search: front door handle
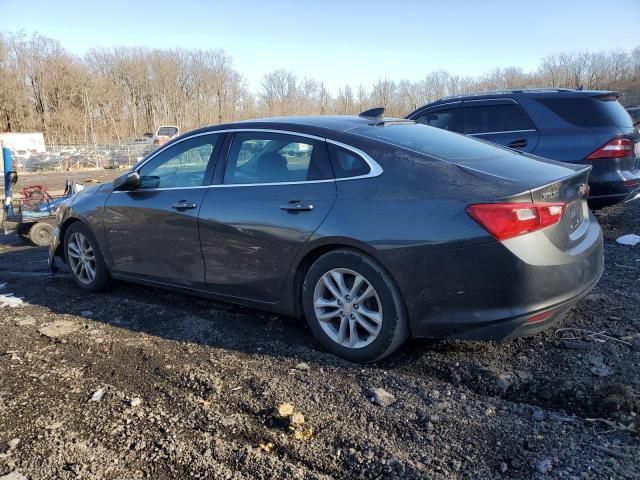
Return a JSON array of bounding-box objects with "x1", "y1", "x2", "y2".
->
[
  {"x1": 508, "y1": 139, "x2": 528, "y2": 149},
  {"x1": 280, "y1": 200, "x2": 314, "y2": 212},
  {"x1": 172, "y1": 200, "x2": 198, "y2": 211}
]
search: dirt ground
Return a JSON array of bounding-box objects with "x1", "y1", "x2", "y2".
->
[{"x1": 0, "y1": 197, "x2": 638, "y2": 479}]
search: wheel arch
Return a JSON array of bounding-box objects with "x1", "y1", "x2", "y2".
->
[
  {"x1": 56, "y1": 215, "x2": 102, "y2": 262},
  {"x1": 290, "y1": 238, "x2": 406, "y2": 321}
]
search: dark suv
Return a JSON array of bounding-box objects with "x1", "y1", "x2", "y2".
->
[
  {"x1": 626, "y1": 105, "x2": 640, "y2": 127},
  {"x1": 407, "y1": 89, "x2": 640, "y2": 208}
]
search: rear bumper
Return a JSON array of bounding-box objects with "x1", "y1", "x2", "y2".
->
[
  {"x1": 587, "y1": 165, "x2": 640, "y2": 207},
  {"x1": 453, "y1": 268, "x2": 601, "y2": 341},
  {"x1": 394, "y1": 218, "x2": 604, "y2": 341}
]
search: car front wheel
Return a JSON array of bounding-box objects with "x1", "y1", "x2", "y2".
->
[
  {"x1": 64, "y1": 222, "x2": 111, "y2": 292},
  {"x1": 302, "y1": 249, "x2": 408, "y2": 362}
]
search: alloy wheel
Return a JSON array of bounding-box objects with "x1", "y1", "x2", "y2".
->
[
  {"x1": 67, "y1": 232, "x2": 96, "y2": 284},
  {"x1": 313, "y1": 268, "x2": 383, "y2": 349}
]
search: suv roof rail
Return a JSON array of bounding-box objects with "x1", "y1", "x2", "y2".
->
[{"x1": 436, "y1": 87, "x2": 589, "y2": 102}]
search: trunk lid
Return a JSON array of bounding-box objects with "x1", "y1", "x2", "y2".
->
[{"x1": 529, "y1": 167, "x2": 592, "y2": 250}]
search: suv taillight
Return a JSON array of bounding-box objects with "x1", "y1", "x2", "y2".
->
[
  {"x1": 466, "y1": 203, "x2": 565, "y2": 241},
  {"x1": 586, "y1": 138, "x2": 633, "y2": 160}
]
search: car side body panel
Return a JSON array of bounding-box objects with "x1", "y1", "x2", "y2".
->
[{"x1": 198, "y1": 181, "x2": 337, "y2": 303}]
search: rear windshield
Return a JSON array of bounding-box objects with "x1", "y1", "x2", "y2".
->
[
  {"x1": 157, "y1": 127, "x2": 178, "y2": 136},
  {"x1": 535, "y1": 96, "x2": 632, "y2": 128},
  {"x1": 351, "y1": 123, "x2": 516, "y2": 163}
]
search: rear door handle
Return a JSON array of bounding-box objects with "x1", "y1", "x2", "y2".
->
[
  {"x1": 280, "y1": 200, "x2": 314, "y2": 211},
  {"x1": 508, "y1": 139, "x2": 528, "y2": 149},
  {"x1": 172, "y1": 200, "x2": 198, "y2": 211}
]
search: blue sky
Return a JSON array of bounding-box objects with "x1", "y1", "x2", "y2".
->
[{"x1": 3, "y1": 0, "x2": 639, "y2": 93}]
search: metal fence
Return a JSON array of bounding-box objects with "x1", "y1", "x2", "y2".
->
[{"x1": 11, "y1": 142, "x2": 156, "y2": 172}]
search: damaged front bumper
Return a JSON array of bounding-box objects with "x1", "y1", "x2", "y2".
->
[{"x1": 48, "y1": 227, "x2": 61, "y2": 273}]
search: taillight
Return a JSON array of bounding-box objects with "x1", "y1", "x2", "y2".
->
[
  {"x1": 466, "y1": 203, "x2": 565, "y2": 241},
  {"x1": 586, "y1": 138, "x2": 633, "y2": 160}
]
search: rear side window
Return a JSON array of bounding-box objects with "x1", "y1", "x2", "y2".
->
[
  {"x1": 223, "y1": 132, "x2": 332, "y2": 184},
  {"x1": 329, "y1": 146, "x2": 370, "y2": 178},
  {"x1": 464, "y1": 104, "x2": 534, "y2": 134},
  {"x1": 414, "y1": 108, "x2": 462, "y2": 132},
  {"x1": 535, "y1": 97, "x2": 632, "y2": 128}
]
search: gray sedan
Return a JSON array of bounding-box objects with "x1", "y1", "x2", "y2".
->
[{"x1": 49, "y1": 112, "x2": 604, "y2": 362}]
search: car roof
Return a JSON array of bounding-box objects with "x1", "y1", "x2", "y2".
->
[
  {"x1": 183, "y1": 115, "x2": 415, "y2": 139},
  {"x1": 406, "y1": 88, "x2": 622, "y2": 118},
  {"x1": 216, "y1": 115, "x2": 374, "y2": 132},
  {"x1": 440, "y1": 88, "x2": 616, "y2": 101}
]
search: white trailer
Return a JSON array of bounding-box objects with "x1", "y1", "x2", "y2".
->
[{"x1": 0, "y1": 133, "x2": 46, "y2": 153}]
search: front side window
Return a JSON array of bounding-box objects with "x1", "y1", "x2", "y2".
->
[
  {"x1": 464, "y1": 104, "x2": 534, "y2": 134},
  {"x1": 223, "y1": 132, "x2": 332, "y2": 185},
  {"x1": 138, "y1": 134, "x2": 219, "y2": 189},
  {"x1": 415, "y1": 108, "x2": 462, "y2": 132}
]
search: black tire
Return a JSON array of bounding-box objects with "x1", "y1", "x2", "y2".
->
[
  {"x1": 16, "y1": 223, "x2": 32, "y2": 236},
  {"x1": 63, "y1": 222, "x2": 111, "y2": 292},
  {"x1": 302, "y1": 248, "x2": 409, "y2": 362},
  {"x1": 28, "y1": 222, "x2": 54, "y2": 247}
]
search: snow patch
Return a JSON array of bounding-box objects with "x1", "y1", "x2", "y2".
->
[
  {"x1": 0, "y1": 293, "x2": 25, "y2": 308},
  {"x1": 616, "y1": 234, "x2": 640, "y2": 246}
]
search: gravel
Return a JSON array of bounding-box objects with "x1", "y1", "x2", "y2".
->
[{"x1": 0, "y1": 198, "x2": 638, "y2": 479}]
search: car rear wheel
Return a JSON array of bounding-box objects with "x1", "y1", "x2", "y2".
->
[
  {"x1": 302, "y1": 249, "x2": 408, "y2": 362},
  {"x1": 64, "y1": 222, "x2": 111, "y2": 292}
]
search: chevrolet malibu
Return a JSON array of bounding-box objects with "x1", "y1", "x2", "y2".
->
[{"x1": 49, "y1": 111, "x2": 604, "y2": 362}]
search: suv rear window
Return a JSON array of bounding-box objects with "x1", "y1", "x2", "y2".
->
[{"x1": 535, "y1": 96, "x2": 632, "y2": 128}]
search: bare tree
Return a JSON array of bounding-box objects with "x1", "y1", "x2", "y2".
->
[{"x1": 1, "y1": 31, "x2": 638, "y2": 143}]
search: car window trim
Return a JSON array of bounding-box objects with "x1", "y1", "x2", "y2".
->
[
  {"x1": 119, "y1": 128, "x2": 382, "y2": 192},
  {"x1": 463, "y1": 98, "x2": 518, "y2": 105},
  {"x1": 468, "y1": 128, "x2": 538, "y2": 136}
]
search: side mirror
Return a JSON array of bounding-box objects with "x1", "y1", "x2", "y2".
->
[
  {"x1": 113, "y1": 171, "x2": 141, "y2": 191},
  {"x1": 7, "y1": 171, "x2": 18, "y2": 186}
]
